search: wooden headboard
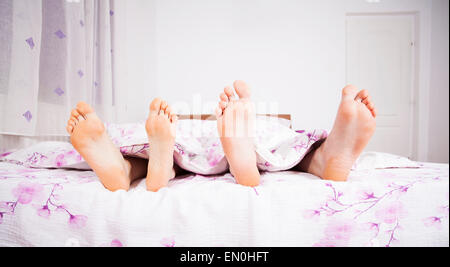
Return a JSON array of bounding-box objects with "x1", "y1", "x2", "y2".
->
[{"x1": 177, "y1": 114, "x2": 292, "y2": 128}]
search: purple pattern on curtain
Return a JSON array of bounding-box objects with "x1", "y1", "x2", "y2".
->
[
  {"x1": 0, "y1": 0, "x2": 12, "y2": 95},
  {"x1": 0, "y1": 0, "x2": 119, "y2": 136}
]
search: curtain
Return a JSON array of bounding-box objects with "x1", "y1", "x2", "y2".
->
[{"x1": 0, "y1": 0, "x2": 121, "y2": 137}]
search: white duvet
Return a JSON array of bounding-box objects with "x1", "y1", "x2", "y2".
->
[{"x1": 0, "y1": 155, "x2": 448, "y2": 247}]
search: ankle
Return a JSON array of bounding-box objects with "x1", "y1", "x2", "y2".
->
[
  {"x1": 123, "y1": 159, "x2": 132, "y2": 180},
  {"x1": 297, "y1": 140, "x2": 326, "y2": 175},
  {"x1": 309, "y1": 145, "x2": 327, "y2": 176}
]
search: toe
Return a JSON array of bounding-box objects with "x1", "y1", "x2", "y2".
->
[
  {"x1": 170, "y1": 114, "x2": 178, "y2": 124},
  {"x1": 220, "y1": 92, "x2": 229, "y2": 102},
  {"x1": 67, "y1": 119, "x2": 76, "y2": 134},
  {"x1": 69, "y1": 109, "x2": 80, "y2": 124},
  {"x1": 71, "y1": 109, "x2": 80, "y2": 119},
  {"x1": 66, "y1": 119, "x2": 75, "y2": 134},
  {"x1": 150, "y1": 98, "x2": 163, "y2": 115},
  {"x1": 356, "y1": 89, "x2": 369, "y2": 102},
  {"x1": 76, "y1": 101, "x2": 94, "y2": 118},
  {"x1": 169, "y1": 109, "x2": 177, "y2": 119},
  {"x1": 224, "y1": 86, "x2": 235, "y2": 100},
  {"x1": 362, "y1": 96, "x2": 372, "y2": 105},
  {"x1": 215, "y1": 106, "x2": 223, "y2": 117},
  {"x1": 359, "y1": 92, "x2": 376, "y2": 117},
  {"x1": 66, "y1": 125, "x2": 73, "y2": 134},
  {"x1": 163, "y1": 108, "x2": 171, "y2": 119},
  {"x1": 161, "y1": 101, "x2": 168, "y2": 112},
  {"x1": 342, "y1": 85, "x2": 359, "y2": 100},
  {"x1": 70, "y1": 117, "x2": 78, "y2": 126},
  {"x1": 233, "y1": 80, "x2": 251, "y2": 99},
  {"x1": 219, "y1": 101, "x2": 228, "y2": 110},
  {"x1": 165, "y1": 106, "x2": 172, "y2": 116}
]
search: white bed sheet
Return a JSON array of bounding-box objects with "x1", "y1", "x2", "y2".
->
[{"x1": 0, "y1": 160, "x2": 448, "y2": 247}]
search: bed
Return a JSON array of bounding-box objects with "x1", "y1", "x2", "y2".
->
[{"x1": 0, "y1": 117, "x2": 448, "y2": 247}]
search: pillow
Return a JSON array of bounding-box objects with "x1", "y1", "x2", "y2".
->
[
  {"x1": 0, "y1": 141, "x2": 90, "y2": 170},
  {"x1": 105, "y1": 119, "x2": 329, "y2": 174},
  {"x1": 351, "y1": 151, "x2": 421, "y2": 171},
  {"x1": 0, "y1": 150, "x2": 16, "y2": 159},
  {"x1": 0, "y1": 119, "x2": 329, "y2": 175}
]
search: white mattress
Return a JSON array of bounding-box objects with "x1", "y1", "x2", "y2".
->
[{"x1": 0, "y1": 160, "x2": 448, "y2": 247}]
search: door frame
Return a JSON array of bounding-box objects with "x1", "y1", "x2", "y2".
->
[{"x1": 345, "y1": 12, "x2": 420, "y2": 160}]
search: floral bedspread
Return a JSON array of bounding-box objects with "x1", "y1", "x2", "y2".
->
[{"x1": 0, "y1": 159, "x2": 448, "y2": 247}]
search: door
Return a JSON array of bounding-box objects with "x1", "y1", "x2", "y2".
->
[{"x1": 346, "y1": 14, "x2": 416, "y2": 159}]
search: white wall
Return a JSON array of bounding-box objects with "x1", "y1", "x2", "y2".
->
[
  {"x1": 428, "y1": 0, "x2": 449, "y2": 163},
  {"x1": 2, "y1": 0, "x2": 446, "y2": 162},
  {"x1": 153, "y1": 0, "x2": 345, "y2": 132},
  {"x1": 119, "y1": 0, "x2": 447, "y2": 162},
  {"x1": 114, "y1": 0, "x2": 157, "y2": 124}
]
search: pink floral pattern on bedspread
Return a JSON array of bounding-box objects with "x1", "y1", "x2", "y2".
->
[
  {"x1": 0, "y1": 120, "x2": 328, "y2": 175},
  {"x1": 108, "y1": 120, "x2": 328, "y2": 174},
  {"x1": 0, "y1": 160, "x2": 448, "y2": 247}
]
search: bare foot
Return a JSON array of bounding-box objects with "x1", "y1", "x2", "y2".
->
[
  {"x1": 298, "y1": 85, "x2": 377, "y2": 181},
  {"x1": 216, "y1": 80, "x2": 260, "y2": 187},
  {"x1": 145, "y1": 98, "x2": 178, "y2": 192},
  {"x1": 67, "y1": 102, "x2": 132, "y2": 191}
]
